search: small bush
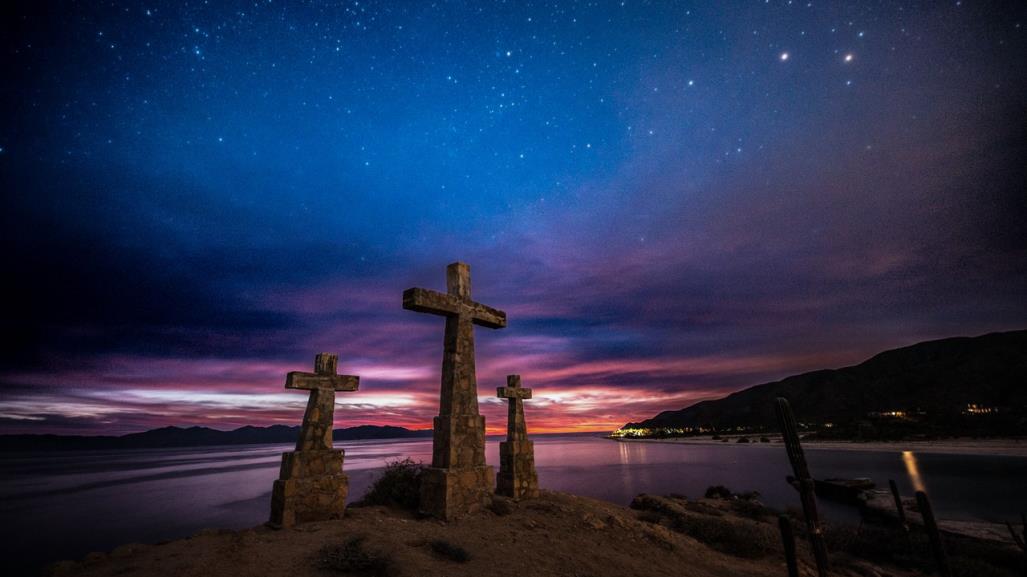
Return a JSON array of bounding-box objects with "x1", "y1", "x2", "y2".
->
[
  {"x1": 489, "y1": 496, "x2": 515, "y2": 516},
  {"x1": 704, "y1": 485, "x2": 733, "y2": 499},
  {"x1": 950, "y1": 556, "x2": 1020, "y2": 577},
  {"x1": 685, "y1": 501, "x2": 723, "y2": 516},
  {"x1": 320, "y1": 537, "x2": 395, "y2": 577},
  {"x1": 357, "y1": 458, "x2": 424, "y2": 510},
  {"x1": 824, "y1": 524, "x2": 1022, "y2": 577},
  {"x1": 730, "y1": 498, "x2": 771, "y2": 520},
  {"x1": 672, "y1": 515, "x2": 777, "y2": 559},
  {"x1": 429, "y1": 539, "x2": 471, "y2": 563},
  {"x1": 759, "y1": 436, "x2": 770, "y2": 443},
  {"x1": 736, "y1": 436, "x2": 750, "y2": 443},
  {"x1": 631, "y1": 494, "x2": 688, "y2": 517},
  {"x1": 636, "y1": 510, "x2": 664, "y2": 524}
]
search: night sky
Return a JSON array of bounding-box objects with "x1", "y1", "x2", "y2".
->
[{"x1": 2, "y1": 1, "x2": 1025, "y2": 435}]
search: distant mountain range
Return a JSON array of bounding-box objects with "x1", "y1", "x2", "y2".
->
[
  {"x1": 0, "y1": 424, "x2": 433, "y2": 451},
  {"x1": 624, "y1": 330, "x2": 1027, "y2": 436}
]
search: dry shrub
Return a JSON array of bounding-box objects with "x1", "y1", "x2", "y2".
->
[
  {"x1": 672, "y1": 515, "x2": 778, "y2": 559},
  {"x1": 356, "y1": 458, "x2": 424, "y2": 510},
  {"x1": 429, "y1": 539, "x2": 471, "y2": 563},
  {"x1": 319, "y1": 536, "x2": 396, "y2": 577}
]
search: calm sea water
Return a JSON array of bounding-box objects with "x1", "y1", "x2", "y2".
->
[{"x1": 2, "y1": 434, "x2": 1025, "y2": 575}]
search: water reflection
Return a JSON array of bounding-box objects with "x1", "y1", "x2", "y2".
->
[
  {"x1": 2, "y1": 435, "x2": 1025, "y2": 575},
  {"x1": 902, "y1": 450, "x2": 927, "y2": 493},
  {"x1": 617, "y1": 438, "x2": 651, "y2": 464}
]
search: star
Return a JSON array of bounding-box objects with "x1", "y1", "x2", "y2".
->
[
  {"x1": 780, "y1": 52, "x2": 790, "y2": 61},
  {"x1": 844, "y1": 53, "x2": 854, "y2": 62}
]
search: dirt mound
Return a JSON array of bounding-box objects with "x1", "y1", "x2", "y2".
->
[{"x1": 48, "y1": 492, "x2": 787, "y2": 577}]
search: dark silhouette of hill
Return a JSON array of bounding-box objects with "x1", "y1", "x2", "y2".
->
[
  {"x1": 624, "y1": 330, "x2": 1027, "y2": 436},
  {"x1": 0, "y1": 424, "x2": 432, "y2": 451}
]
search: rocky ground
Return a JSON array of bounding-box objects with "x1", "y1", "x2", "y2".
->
[{"x1": 47, "y1": 490, "x2": 1022, "y2": 577}]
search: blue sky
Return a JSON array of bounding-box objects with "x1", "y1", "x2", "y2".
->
[{"x1": 1, "y1": 1, "x2": 1024, "y2": 434}]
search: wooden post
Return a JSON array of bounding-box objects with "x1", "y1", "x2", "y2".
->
[
  {"x1": 889, "y1": 479, "x2": 907, "y2": 528},
  {"x1": 916, "y1": 490, "x2": 951, "y2": 577},
  {"x1": 778, "y1": 515, "x2": 800, "y2": 577},
  {"x1": 774, "y1": 397, "x2": 829, "y2": 577},
  {"x1": 1006, "y1": 512, "x2": 1025, "y2": 574}
]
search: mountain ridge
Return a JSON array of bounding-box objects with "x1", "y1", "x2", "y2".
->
[
  {"x1": 623, "y1": 330, "x2": 1027, "y2": 436},
  {"x1": 0, "y1": 424, "x2": 433, "y2": 451}
]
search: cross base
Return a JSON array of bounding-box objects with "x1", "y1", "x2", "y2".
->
[
  {"x1": 432, "y1": 414, "x2": 488, "y2": 468},
  {"x1": 419, "y1": 465, "x2": 494, "y2": 520},
  {"x1": 269, "y1": 449, "x2": 348, "y2": 528},
  {"x1": 497, "y1": 440, "x2": 539, "y2": 499}
]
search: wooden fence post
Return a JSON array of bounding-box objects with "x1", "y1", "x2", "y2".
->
[
  {"x1": 916, "y1": 490, "x2": 951, "y2": 577},
  {"x1": 774, "y1": 397, "x2": 829, "y2": 577},
  {"x1": 889, "y1": 479, "x2": 907, "y2": 529},
  {"x1": 778, "y1": 515, "x2": 800, "y2": 577}
]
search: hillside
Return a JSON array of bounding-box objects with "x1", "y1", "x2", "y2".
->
[
  {"x1": 38, "y1": 492, "x2": 886, "y2": 577},
  {"x1": 624, "y1": 330, "x2": 1027, "y2": 436},
  {"x1": 0, "y1": 424, "x2": 432, "y2": 451}
]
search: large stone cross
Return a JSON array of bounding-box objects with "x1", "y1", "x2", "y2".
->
[
  {"x1": 269, "y1": 352, "x2": 359, "y2": 528},
  {"x1": 403, "y1": 262, "x2": 506, "y2": 518},
  {"x1": 496, "y1": 374, "x2": 539, "y2": 499},
  {"x1": 403, "y1": 262, "x2": 506, "y2": 418}
]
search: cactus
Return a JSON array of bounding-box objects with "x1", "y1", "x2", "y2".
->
[
  {"x1": 778, "y1": 515, "x2": 800, "y2": 577},
  {"x1": 916, "y1": 490, "x2": 951, "y2": 577},
  {"x1": 774, "y1": 397, "x2": 829, "y2": 577}
]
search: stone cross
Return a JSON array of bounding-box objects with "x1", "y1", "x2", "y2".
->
[
  {"x1": 496, "y1": 374, "x2": 540, "y2": 499},
  {"x1": 285, "y1": 353, "x2": 359, "y2": 451},
  {"x1": 403, "y1": 262, "x2": 506, "y2": 519},
  {"x1": 269, "y1": 352, "x2": 359, "y2": 528}
]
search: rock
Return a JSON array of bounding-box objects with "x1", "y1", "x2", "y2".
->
[
  {"x1": 490, "y1": 496, "x2": 517, "y2": 516},
  {"x1": 82, "y1": 552, "x2": 107, "y2": 564},
  {"x1": 581, "y1": 513, "x2": 607, "y2": 530},
  {"x1": 110, "y1": 543, "x2": 151, "y2": 558}
]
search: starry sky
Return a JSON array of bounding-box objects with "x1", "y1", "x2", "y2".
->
[{"x1": 1, "y1": 1, "x2": 1025, "y2": 436}]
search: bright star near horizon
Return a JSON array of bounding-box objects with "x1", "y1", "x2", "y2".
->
[
  {"x1": 780, "y1": 52, "x2": 790, "y2": 61},
  {"x1": 844, "y1": 53, "x2": 854, "y2": 62}
]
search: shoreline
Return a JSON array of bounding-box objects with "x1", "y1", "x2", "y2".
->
[{"x1": 612, "y1": 435, "x2": 1027, "y2": 457}]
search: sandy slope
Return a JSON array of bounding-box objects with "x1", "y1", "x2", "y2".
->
[{"x1": 49, "y1": 492, "x2": 798, "y2": 577}]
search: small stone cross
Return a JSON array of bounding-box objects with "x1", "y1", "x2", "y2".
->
[
  {"x1": 285, "y1": 353, "x2": 359, "y2": 451},
  {"x1": 496, "y1": 374, "x2": 540, "y2": 499},
  {"x1": 497, "y1": 374, "x2": 532, "y2": 441},
  {"x1": 270, "y1": 352, "x2": 359, "y2": 528}
]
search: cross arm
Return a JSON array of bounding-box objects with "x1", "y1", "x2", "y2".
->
[
  {"x1": 286, "y1": 372, "x2": 360, "y2": 391},
  {"x1": 403, "y1": 287, "x2": 461, "y2": 316},
  {"x1": 402, "y1": 287, "x2": 507, "y2": 328},
  {"x1": 467, "y1": 301, "x2": 506, "y2": 329},
  {"x1": 497, "y1": 386, "x2": 532, "y2": 399}
]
